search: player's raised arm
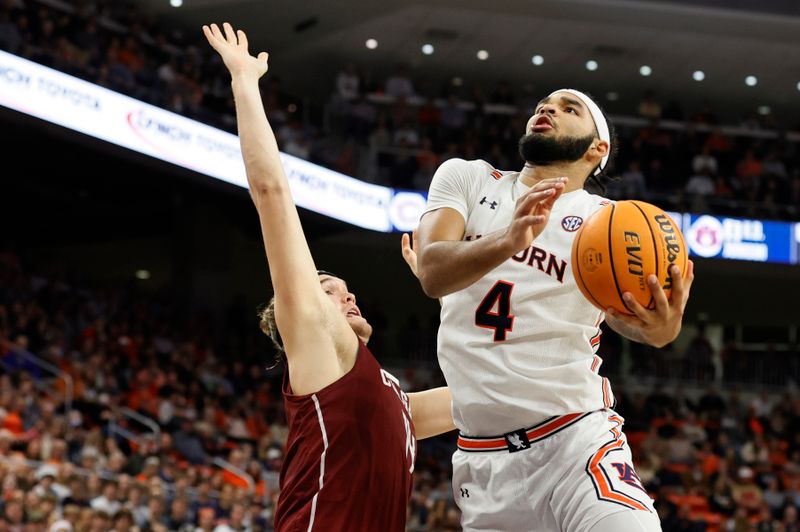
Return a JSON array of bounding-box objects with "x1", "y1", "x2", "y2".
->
[
  {"x1": 203, "y1": 23, "x2": 353, "y2": 392},
  {"x1": 416, "y1": 160, "x2": 566, "y2": 299}
]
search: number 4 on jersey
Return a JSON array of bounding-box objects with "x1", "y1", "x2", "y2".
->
[{"x1": 475, "y1": 281, "x2": 515, "y2": 341}]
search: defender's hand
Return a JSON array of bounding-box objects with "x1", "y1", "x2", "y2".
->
[
  {"x1": 503, "y1": 177, "x2": 567, "y2": 253},
  {"x1": 203, "y1": 23, "x2": 268, "y2": 80},
  {"x1": 605, "y1": 262, "x2": 695, "y2": 348},
  {"x1": 401, "y1": 230, "x2": 419, "y2": 279}
]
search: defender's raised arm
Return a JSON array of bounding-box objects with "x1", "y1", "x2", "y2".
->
[{"x1": 203, "y1": 23, "x2": 353, "y2": 393}]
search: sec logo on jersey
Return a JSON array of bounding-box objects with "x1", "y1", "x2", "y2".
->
[{"x1": 561, "y1": 216, "x2": 584, "y2": 232}]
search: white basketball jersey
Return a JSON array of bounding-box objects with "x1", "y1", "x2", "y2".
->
[{"x1": 425, "y1": 158, "x2": 614, "y2": 436}]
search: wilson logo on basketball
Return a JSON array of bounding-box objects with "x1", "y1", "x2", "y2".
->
[{"x1": 561, "y1": 216, "x2": 583, "y2": 232}]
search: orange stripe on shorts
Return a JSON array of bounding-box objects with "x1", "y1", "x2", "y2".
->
[{"x1": 588, "y1": 439, "x2": 649, "y2": 512}]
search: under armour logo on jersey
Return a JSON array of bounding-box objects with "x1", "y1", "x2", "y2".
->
[
  {"x1": 479, "y1": 197, "x2": 498, "y2": 210},
  {"x1": 561, "y1": 215, "x2": 584, "y2": 232},
  {"x1": 460, "y1": 488, "x2": 470, "y2": 498},
  {"x1": 504, "y1": 429, "x2": 531, "y2": 453}
]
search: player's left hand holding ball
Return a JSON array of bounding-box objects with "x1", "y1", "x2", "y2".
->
[
  {"x1": 605, "y1": 262, "x2": 695, "y2": 348},
  {"x1": 203, "y1": 22, "x2": 269, "y2": 80}
]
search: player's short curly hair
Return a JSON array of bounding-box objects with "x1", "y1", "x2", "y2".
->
[
  {"x1": 258, "y1": 296, "x2": 283, "y2": 368},
  {"x1": 257, "y1": 270, "x2": 339, "y2": 368}
]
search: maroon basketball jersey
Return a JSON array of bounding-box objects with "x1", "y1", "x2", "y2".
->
[{"x1": 274, "y1": 342, "x2": 416, "y2": 531}]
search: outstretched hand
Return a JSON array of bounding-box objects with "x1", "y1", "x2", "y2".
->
[
  {"x1": 605, "y1": 261, "x2": 695, "y2": 348},
  {"x1": 202, "y1": 23, "x2": 269, "y2": 80},
  {"x1": 503, "y1": 176, "x2": 567, "y2": 253}
]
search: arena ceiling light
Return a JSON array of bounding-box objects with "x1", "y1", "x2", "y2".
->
[
  {"x1": 477, "y1": 50, "x2": 489, "y2": 60},
  {"x1": 421, "y1": 44, "x2": 434, "y2": 55},
  {"x1": 169, "y1": 0, "x2": 182, "y2": 6},
  {"x1": 758, "y1": 105, "x2": 771, "y2": 115},
  {"x1": 692, "y1": 70, "x2": 705, "y2": 81},
  {"x1": 531, "y1": 55, "x2": 544, "y2": 66},
  {"x1": 135, "y1": 270, "x2": 151, "y2": 280},
  {"x1": 365, "y1": 38, "x2": 378, "y2": 49},
  {"x1": 797, "y1": 81, "x2": 800, "y2": 91},
  {"x1": 585, "y1": 60, "x2": 598, "y2": 71},
  {"x1": 639, "y1": 65, "x2": 652, "y2": 76},
  {"x1": 745, "y1": 75, "x2": 758, "y2": 87},
  {"x1": 606, "y1": 92, "x2": 619, "y2": 101}
]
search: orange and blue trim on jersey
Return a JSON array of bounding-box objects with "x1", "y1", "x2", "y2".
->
[
  {"x1": 590, "y1": 313, "x2": 603, "y2": 353},
  {"x1": 457, "y1": 412, "x2": 592, "y2": 453},
  {"x1": 607, "y1": 414, "x2": 624, "y2": 440},
  {"x1": 602, "y1": 377, "x2": 614, "y2": 409},
  {"x1": 589, "y1": 354, "x2": 614, "y2": 409},
  {"x1": 590, "y1": 330, "x2": 602, "y2": 351}
]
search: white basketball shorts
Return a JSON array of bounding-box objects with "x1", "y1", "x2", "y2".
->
[{"x1": 452, "y1": 409, "x2": 661, "y2": 532}]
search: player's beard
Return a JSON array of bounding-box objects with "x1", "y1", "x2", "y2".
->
[{"x1": 518, "y1": 132, "x2": 594, "y2": 166}]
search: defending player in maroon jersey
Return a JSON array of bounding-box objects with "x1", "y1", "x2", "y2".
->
[
  {"x1": 203, "y1": 23, "x2": 455, "y2": 531},
  {"x1": 275, "y1": 340, "x2": 415, "y2": 530}
]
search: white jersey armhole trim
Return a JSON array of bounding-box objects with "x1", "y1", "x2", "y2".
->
[{"x1": 307, "y1": 394, "x2": 329, "y2": 532}]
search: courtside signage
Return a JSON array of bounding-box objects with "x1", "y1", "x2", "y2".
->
[
  {"x1": 0, "y1": 50, "x2": 392, "y2": 232},
  {"x1": 686, "y1": 214, "x2": 794, "y2": 264}
]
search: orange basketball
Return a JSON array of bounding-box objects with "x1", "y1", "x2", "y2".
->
[{"x1": 571, "y1": 200, "x2": 688, "y2": 315}]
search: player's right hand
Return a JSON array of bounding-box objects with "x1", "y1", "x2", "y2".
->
[
  {"x1": 503, "y1": 177, "x2": 567, "y2": 253},
  {"x1": 203, "y1": 23, "x2": 269, "y2": 80}
]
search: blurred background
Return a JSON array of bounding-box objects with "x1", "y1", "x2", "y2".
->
[{"x1": 1, "y1": 0, "x2": 800, "y2": 530}]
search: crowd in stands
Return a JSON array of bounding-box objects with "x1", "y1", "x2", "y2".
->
[
  {"x1": 2, "y1": 0, "x2": 800, "y2": 221},
  {"x1": 0, "y1": 252, "x2": 461, "y2": 531},
  {"x1": 1, "y1": 248, "x2": 800, "y2": 531}
]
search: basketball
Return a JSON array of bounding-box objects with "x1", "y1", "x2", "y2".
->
[{"x1": 571, "y1": 200, "x2": 688, "y2": 315}]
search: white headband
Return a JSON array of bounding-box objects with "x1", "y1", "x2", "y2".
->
[{"x1": 547, "y1": 88, "x2": 610, "y2": 176}]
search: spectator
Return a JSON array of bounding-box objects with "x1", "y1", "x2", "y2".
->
[
  {"x1": 704, "y1": 128, "x2": 733, "y2": 156},
  {"x1": 335, "y1": 63, "x2": 360, "y2": 102},
  {"x1": 195, "y1": 507, "x2": 217, "y2": 532},
  {"x1": 620, "y1": 159, "x2": 649, "y2": 199},
  {"x1": 762, "y1": 149, "x2": 788, "y2": 180},
  {"x1": 638, "y1": 90, "x2": 662, "y2": 120},
  {"x1": 385, "y1": 64, "x2": 415, "y2": 99},
  {"x1": 489, "y1": 80, "x2": 515, "y2": 105},
  {"x1": 781, "y1": 505, "x2": 799, "y2": 531},
  {"x1": 736, "y1": 149, "x2": 763, "y2": 181},
  {"x1": 213, "y1": 503, "x2": 249, "y2": 532},
  {"x1": 731, "y1": 466, "x2": 763, "y2": 513},
  {"x1": 692, "y1": 146, "x2": 719, "y2": 176},
  {"x1": 691, "y1": 100, "x2": 719, "y2": 125},
  {"x1": 684, "y1": 168, "x2": 715, "y2": 209},
  {"x1": 0, "y1": 8, "x2": 22, "y2": 52},
  {"x1": 167, "y1": 497, "x2": 193, "y2": 531},
  {"x1": 762, "y1": 476, "x2": 786, "y2": 516},
  {"x1": 393, "y1": 120, "x2": 420, "y2": 147},
  {"x1": 111, "y1": 509, "x2": 136, "y2": 532},
  {"x1": 440, "y1": 96, "x2": 467, "y2": 139},
  {"x1": 49, "y1": 503, "x2": 80, "y2": 531}
]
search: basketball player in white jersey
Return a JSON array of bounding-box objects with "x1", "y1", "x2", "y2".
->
[{"x1": 415, "y1": 89, "x2": 695, "y2": 531}]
